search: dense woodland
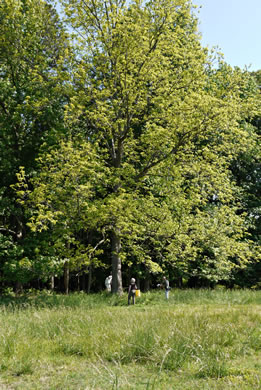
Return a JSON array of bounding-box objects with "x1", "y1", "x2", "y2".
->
[{"x1": 0, "y1": 0, "x2": 260, "y2": 294}]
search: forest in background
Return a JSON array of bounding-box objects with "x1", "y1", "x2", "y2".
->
[{"x1": 0, "y1": 0, "x2": 260, "y2": 294}]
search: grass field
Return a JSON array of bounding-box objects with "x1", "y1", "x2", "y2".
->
[{"x1": 0, "y1": 289, "x2": 261, "y2": 389}]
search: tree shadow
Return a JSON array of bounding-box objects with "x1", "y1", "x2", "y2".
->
[
  {"x1": 0, "y1": 292, "x2": 62, "y2": 310},
  {"x1": 0, "y1": 290, "x2": 128, "y2": 310}
]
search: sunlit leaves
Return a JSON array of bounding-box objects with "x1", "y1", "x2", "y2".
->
[{"x1": 8, "y1": 0, "x2": 260, "y2": 289}]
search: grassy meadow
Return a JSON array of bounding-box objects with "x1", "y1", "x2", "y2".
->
[{"x1": 0, "y1": 289, "x2": 261, "y2": 389}]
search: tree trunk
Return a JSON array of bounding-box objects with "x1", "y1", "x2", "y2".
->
[
  {"x1": 77, "y1": 273, "x2": 80, "y2": 291},
  {"x1": 111, "y1": 228, "x2": 123, "y2": 294},
  {"x1": 15, "y1": 217, "x2": 24, "y2": 296},
  {"x1": 87, "y1": 264, "x2": 92, "y2": 294},
  {"x1": 144, "y1": 277, "x2": 150, "y2": 292},
  {"x1": 15, "y1": 281, "x2": 23, "y2": 296},
  {"x1": 144, "y1": 268, "x2": 151, "y2": 291},
  {"x1": 64, "y1": 262, "x2": 69, "y2": 295},
  {"x1": 50, "y1": 275, "x2": 55, "y2": 291},
  {"x1": 82, "y1": 272, "x2": 86, "y2": 291}
]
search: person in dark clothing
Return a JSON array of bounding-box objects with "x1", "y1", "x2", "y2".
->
[{"x1": 128, "y1": 278, "x2": 137, "y2": 305}]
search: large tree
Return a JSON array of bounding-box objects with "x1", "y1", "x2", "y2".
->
[
  {"x1": 0, "y1": 0, "x2": 70, "y2": 289},
  {"x1": 15, "y1": 0, "x2": 258, "y2": 293},
  {"x1": 59, "y1": 0, "x2": 258, "y2": 292}
]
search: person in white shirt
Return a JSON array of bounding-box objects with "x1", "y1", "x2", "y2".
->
[{"x1": 105, "y1": 274, "x2": 112, "y2": 292}]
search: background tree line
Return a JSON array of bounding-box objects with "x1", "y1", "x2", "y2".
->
[{"x1": 0, "y1": 0, "x2": 260, "y2": 294}]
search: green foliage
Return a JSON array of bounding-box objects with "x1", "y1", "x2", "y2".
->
[
  {"x1": 15, "y1": 140, "x2": 110, "y2": 272},
  {"x1": 2, "y1": 0, "x2": 260, "y2": 289},
  {"x1": 0, "y1": 233, "x2": 25, "y2": 283},
  {"x1": 59, "y1": 0, "x2": 259, "y2": 289},
  {"x1": 0, "y1": 0, "x2": 71, "y2": 287},
  {"x1": 0, "y1": 231, "x2": 64, "y2": 286},
  {"x1": 229, "y1": 71, "x2": 261, "y2": 287},
  {"x1": 0, "y1": 0, "x2": 69, "y2": 183}
]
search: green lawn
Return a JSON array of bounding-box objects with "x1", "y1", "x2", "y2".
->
[{"x1": 0, "y1": 289, "x2": 261, "y2": 389}]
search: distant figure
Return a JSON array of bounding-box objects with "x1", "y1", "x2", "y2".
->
[
  {"x1": 158, "y1": 276, "x2": 170, "y2": 299},
  {"x1": 128, "y1": 277, "x2": 137, "y2": 305},
  {"x1": 105, "y1": 274, "x2": 112, "y2": 292},
  {"x1": 163, "y1": 276, "x2": 170, "y2": 299}
]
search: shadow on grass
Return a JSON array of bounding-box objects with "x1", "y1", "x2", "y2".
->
[
  {"x1": 0, "y1": 292, "x2": 63, "y2": 310},
  {"x1": 0, "y1": 290, "x2": 137, "y2": 310}
]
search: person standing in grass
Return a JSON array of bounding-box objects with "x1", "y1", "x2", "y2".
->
[
  {"x1": 105, "y1": 274, "x2": 112, "y2": 292},
  {"x1": 128, "y1": 278, "x2": 137, "y2": 305},
  {"x1": 158, "y1": 276, "x2": 170, "y2": 299},
  {"x1": 163, "y1": 276, "x2": 170, "y2": 299}
]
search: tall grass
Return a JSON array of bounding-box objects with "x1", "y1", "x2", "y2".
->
[
  {"x1": 1, "y1": 288, "x2": 261, "y2": 310},
  {"x1": 0, "y1": 289, "x2": 261, "y2": 389}
]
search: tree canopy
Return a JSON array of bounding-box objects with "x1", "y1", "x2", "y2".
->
[{"x1": 1, "y1": 0, "x2": 261, "y2": 293}]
